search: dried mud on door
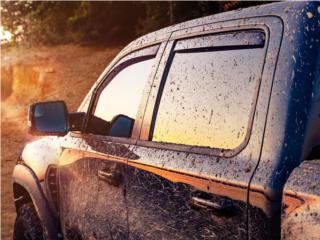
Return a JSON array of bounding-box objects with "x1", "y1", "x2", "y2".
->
[{"x1": 58, "y1": 135, "x2": 137, "y2": 240}]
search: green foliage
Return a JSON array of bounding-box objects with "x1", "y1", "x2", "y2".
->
[
  {"x1": 1, "y1": 1, "x2": 146, "y2": 45},
  {"x1": 137, "y1": 1, "x2": 267, "y2": 35},
  {"x1": 0, "y1": 1, "x2": 267, "y2": 47},
  {"x1": 136, "y1": 2, "x2": 219, "y2": 35},
  {"x1": 1, "y1": 1, "x2": 81, "y2": 45}
]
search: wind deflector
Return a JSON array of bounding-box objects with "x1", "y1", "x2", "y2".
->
[{"x1": 175, "y1": 30, "x2": 265, "y2": 52}]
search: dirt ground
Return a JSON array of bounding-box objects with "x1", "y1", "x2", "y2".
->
[{"x1": 1, "y1": 44, "x2": 120, "y2": 239}]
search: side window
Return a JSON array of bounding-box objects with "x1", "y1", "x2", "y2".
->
[
  {"x1": 152, "y1": 30, "x2": 266, "y2": 150},
  {"x1": 88, "y1": 46, "x2": 158, "y2": 137}
]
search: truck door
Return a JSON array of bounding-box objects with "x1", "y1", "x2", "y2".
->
[
  {"x1": 57, "y1": 44, "x2": 163, "y2": 239},
  {"x1": 126, "y1": 17, "x2": 282, "y2": 239}
]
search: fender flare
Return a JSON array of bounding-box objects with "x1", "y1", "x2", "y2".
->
[
  {"x1": 12, "y1": 164, "x2": 59, "y2": 240},
  {"x1": 281, "y1": 160, "x2": 320, "y2": 239}
]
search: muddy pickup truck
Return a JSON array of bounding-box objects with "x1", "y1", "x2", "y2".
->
[{"x1": 12, "y1": 2, "x2": 320, "y2": 240}]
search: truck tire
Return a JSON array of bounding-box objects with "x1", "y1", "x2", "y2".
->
[{"x1": 13, "y1": 203, "x2": 44, "y2": 240}]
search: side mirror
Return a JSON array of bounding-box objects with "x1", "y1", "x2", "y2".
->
[{"x1": 28, "y1": 101, "x2": 69, "y2": 135}]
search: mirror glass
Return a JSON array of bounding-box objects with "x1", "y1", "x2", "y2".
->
[{"x1": 33, "y1": 101, "x2": 68, "y2": 133}]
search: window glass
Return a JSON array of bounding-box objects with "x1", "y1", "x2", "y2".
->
[
  {"x1": 152, "y1": 43, "x2": 265, "y2": 150},
  {"x1": 89, "y1": 57, "x2": 155, "y2": 137}
]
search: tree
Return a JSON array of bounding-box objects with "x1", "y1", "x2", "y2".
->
[
  {"x1": 1, "y1": 1, "x2": 145, "y2": 45},
  {"x1": 0, "y1": 1, "x2": 267, "y2": 47}
]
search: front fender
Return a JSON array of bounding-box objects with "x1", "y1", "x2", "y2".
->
[
  {"x1": 21, "y1": 136, "x2": 62, "y2": 180},
  {"x1": 12, "y1": 164, "x2": 59, "y2": 240}
]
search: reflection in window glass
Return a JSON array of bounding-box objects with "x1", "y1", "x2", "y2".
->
[
  {"x1": 153, "y1": 48, "x2": 264, "y2": 149},
  {"x1": 91, "y1": 58, "x2": 155, "y2": 136}
]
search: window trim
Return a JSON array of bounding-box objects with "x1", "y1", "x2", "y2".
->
[
  {"x1": 146, "y1": 28, "x2": 269, "y2": 157},
  {"x1": 82, "y1": 45, "x2": 160, "y2": 138}
]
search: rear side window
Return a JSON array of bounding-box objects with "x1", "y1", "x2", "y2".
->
[{"x1": 152, "y1": 30, "x2": 266, "y2": 150}]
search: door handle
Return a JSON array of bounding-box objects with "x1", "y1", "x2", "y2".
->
[
  {"x1": 190, "y1": 196, "x2": 237, "y2": 217},
  {"x1": 98, "y1": 169, "x2": 123, "y2": 187}
]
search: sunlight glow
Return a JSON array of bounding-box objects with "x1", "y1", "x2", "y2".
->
[
  {"x1": 0, "y1": 26, "x2": 12, "y2": 43},
  {"x1": 94, "y1": 59, "x2": 155, "y2": 122}
]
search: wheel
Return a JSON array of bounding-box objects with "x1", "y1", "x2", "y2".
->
[{"x1": 13, "y1": 203, "x2": 44, "y2": 240}]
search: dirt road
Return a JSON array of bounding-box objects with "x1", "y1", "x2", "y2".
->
[{"x1": 1, "y1": 45, "x2": 119, "y2": 239}]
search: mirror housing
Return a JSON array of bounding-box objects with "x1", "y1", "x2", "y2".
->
[
  {"x1": 69, "y1": 112, "x2": 86, "y2": 131},
  {"x1": 28, "y1": 101, "x2": 69, "y2": 136}
]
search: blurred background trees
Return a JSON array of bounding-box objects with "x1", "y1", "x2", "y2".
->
[{"x1": 1, "y1": 1, "x2": 266, "y2": 47}]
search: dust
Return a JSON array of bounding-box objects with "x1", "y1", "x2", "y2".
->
[{"x1": 1, "y1": 44, "x2": 119, "y2": 239}]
